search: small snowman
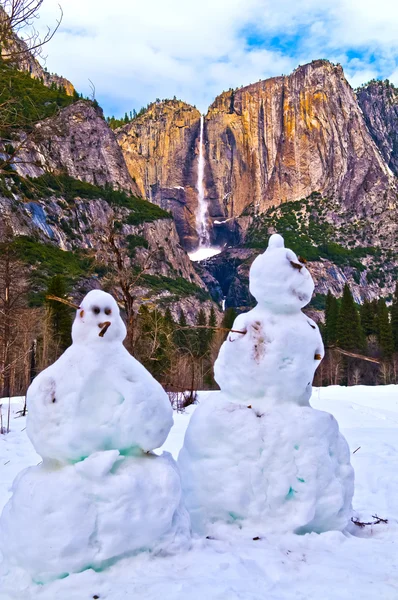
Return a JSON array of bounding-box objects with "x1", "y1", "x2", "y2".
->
[
  {"x1": 179, "y1": 234, "x2": 354, "y2": 537},
  {"x1": 0, "y1": 290, "x2": 190, "y2": 583},
  {"x1": 27, "y1": 289, "x2": 174, "y2": 462}
]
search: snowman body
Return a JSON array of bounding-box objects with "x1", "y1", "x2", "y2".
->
[
  {"x1": 27, "y1": 290, "x2": 173, "y2": 462},
  {"x1": 0, "y1": 290, "x2": 190, "y2": 582},
  {"x1": 215, "y1": 306, "x2": 323, "y2": 412},
  {"x1": 179, "y1": 235, "x2": 354, "y2": 536}
]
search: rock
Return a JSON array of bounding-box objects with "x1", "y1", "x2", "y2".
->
[
  {"x1": 117, "y1": 100, "x2": 203, "y2": 249},
  {"x1": 117, "y1": 61, "x2": 398, "y2": 256},
  {"x1": 0, "y1": 13, "x2": 75, "y2": 96},
  {"x1": 357, "y1": 80, "x2": 398, "y2": 177},
  {"x1": 15, "y1": 101, "x2": 139, "y2": 194},
  {"x1": 204, "y1": 61, "x2": 395, "y2": 228}
]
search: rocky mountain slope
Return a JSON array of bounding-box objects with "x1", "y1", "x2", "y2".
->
[
  {"x1": 115, "y1": 61, "x2": 398, "y2": 304},
  {"x1": 0, "y1": 55, "x2": 218, "y2": 322},
  {"x1": 15, "y1": 100, "x2": 140, "y2": 194},
  {"x1": 357, "y1": 80, "x2": 398, "y2": 177},
  {"x1": 117, "y1": 100, "x2": 202, "y2": 250},
  {"x1": 118, "y1": 61, "x2": 398, "y2": 252},
  {"x1": 2, "y1": 37, "x2": 398, "y2": 314},
  {"x1": 0, "y1": 5, "x2": 75, "y2": 95},
  {"x1": 0, "y1": 172, "x2": 214, "y2": 323}
]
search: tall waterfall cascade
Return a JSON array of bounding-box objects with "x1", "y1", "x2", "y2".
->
[
  {"x1": 196, "y1": 115, "x2": 209, "y2": 247},
  {"x1": 189, "y1": 115, "x2": 221, "y2": 262}
]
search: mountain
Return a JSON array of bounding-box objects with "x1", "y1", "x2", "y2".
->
[
  {"x1": 2, "y1": 40, "x2": 398, "y2": 315},
  {"x1": 15, "y1": 100, "x2": 139, "y2": 193},
  {"x1": 116, "y1": 60, "x2": 398, "y2": 304},
  {"x1": 118, "y1": 61, "x2": 398, "y2": 249},
  {"x1": 0, "y1": 57, "x2": 217, "y2": 324}
]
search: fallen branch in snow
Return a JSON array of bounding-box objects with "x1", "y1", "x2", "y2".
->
[
  {"x1": 353, "y1": 446, "x2": 361, "y2": 454},
  {"x1": 351, "y1": 515, "x2": 388, "y2": 528}
]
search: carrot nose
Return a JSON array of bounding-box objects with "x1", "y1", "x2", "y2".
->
[{"x1": 98, "y1": 321, "x2": 111, "y2": 337}]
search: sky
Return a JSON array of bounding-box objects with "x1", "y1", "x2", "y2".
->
[{"x1": 30, "y1": 0, "x2": 398, "y2": 117}]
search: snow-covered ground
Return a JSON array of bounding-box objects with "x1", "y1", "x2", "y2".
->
[{"x1": 1, "y1": 386, "x2": 398, "y2": 600}]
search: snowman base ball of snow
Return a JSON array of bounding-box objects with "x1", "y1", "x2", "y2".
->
[
  {"x1": 0, "y1": 290, "x2": 190, "y2": 582},
  {"x1": 179, "y1": 394, "x2": 354, "y2": 536},
  {"x1": 179, "y1": 234, "x2": 355, "y2": 536},
  {"x1": 1, "y1": 451, "x2": 190, "y2": 583}
]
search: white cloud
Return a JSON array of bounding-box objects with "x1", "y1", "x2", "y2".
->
[{"x1": 31, "y1": 0, "x2": 398, "y2": 116}]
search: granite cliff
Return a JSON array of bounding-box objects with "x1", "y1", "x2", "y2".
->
[
  {"x1": 357, "y1": 80, "x2": 398, "y2": 177},
  {"x1": 118, "y1": 61, "x2": 398, "y2": 256},
  {"x1": 117, "y1": 100, "x2": 202, "y2": 250}
]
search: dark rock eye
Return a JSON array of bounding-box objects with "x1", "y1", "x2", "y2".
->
[
  {"x1": 105, "y1": 307, "x2": 112, "y2": 315},
  {"x1": 92, "y1": 306, "x2": 100, "y2": 315}
]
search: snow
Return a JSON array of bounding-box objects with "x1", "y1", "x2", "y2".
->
[
  {"x1": 179, "y1": 397, "x2": 353, "y2": 535},
  {"x1": 1, "y1": 386, "x2": 398, "y2": 599},
  {"x1": 1, "y1": 451, "x2": 190, "y2": 583},
  {"x1": 0, "y1": 291, "x2": 189, "y2": 584},
  {"x1": 180, "y1": 234, "x2": 353, "y2": 535},
  {"x1": 188, "y1": 246, "x2": 221, "y2": 261}
]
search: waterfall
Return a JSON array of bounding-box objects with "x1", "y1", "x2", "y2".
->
[
  {"x1": 189, "y1": 116, "x2": 221, "y2": 262},
  {"x1": 195, "y1": 115, "x2": 210, "y2": 247}
]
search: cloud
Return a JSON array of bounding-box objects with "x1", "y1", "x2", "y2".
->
[{"x1": 33, "y1": 0, "x2": 398, "y2": 116}]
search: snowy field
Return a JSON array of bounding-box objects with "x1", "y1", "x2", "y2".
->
[{"x1": 1, "y1": 386, "x2": 398, "y2": 600}]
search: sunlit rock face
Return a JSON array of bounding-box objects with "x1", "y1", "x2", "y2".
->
[
  {"x1": 204, "y1": 60, "x2": 393, "y2": 219},
  {"x1": 117, "y1": 61, "x2": 398, "y2": 253},
  {"x1": 117, "y1": 100, "x2": 203, "y2": 251}
]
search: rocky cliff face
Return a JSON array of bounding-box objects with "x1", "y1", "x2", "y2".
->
[
  {"x1": 205, "y1": 60, "x2": 394, "y2": 220},
  {"x1": 117, "y1": 61, "x2": 398, "y2": 253},
  {"x1": 117, "y1": 100, "x2": 202, "y2": 250},
  {"x1": 357, "y1": 80, "x2": 398, "y2": 177},
  {"x1": 0, "y1": 10, "x2": 75, "y2": 95},
  {"x1": 0, "y1": 176, "x2": 217, "y2": 323},
  {"x1": 16, "y1": 101, "x2": 139, "y2": 194}
]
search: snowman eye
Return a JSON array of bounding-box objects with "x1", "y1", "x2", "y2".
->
[
  {"x1": 104, "y1": 307, "x2": 112, "y2": 315},
  {"x1": 92, "y1": 306, "x2": 101, "y2": 315}
]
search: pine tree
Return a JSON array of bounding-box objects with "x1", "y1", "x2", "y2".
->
[
  {"x1": 336, "y1": 284, "x2": 364, "y2": 351},
  {"x1": 175, "y1": 309, "x2": 189, "y2": 352},
  {"x1": 324, "y1": 290, "x2": 339, "y2": 345},
  {"x1": 377, "y1": 299, "x2": 394, "y2": 359},
  {"x1": 45, "y1": 275, "x2": 72, "y2": 352},
  {"x1": 164, "y1": 307, "x2": 174, "y2": 326},
  {"x1": 222, "y1": 307, "x2": 237, "y2": 330},
  {"x1": 207, "y1": 306, "x2": 217, "y2": 346},
  {"x1": 360, "y1": 298, "x2": 378, "y2": 338},
  {"x1": 195, "y1": 308, "x2": 208, "y2": 357},
  {"x1": 391, "y1": 282, "x2": 398, "y2": 352}
]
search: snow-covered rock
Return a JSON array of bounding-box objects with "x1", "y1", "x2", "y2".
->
[
  {"x1": 179, "y1": 234, "x2": 354, "y2": 535},
  {"x1": 27, "y1": 290, "x2": 173, "y2": 462}
]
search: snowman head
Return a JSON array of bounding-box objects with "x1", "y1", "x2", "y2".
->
[
  {"x1": 249, "y1": 234, "x2": 314, "y2": 311},
  {"x1": 72, "y1": 290, "x2": 127, "y2": 345}
]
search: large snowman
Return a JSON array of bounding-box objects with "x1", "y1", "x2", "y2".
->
[
  {"x1": 179, "y1": 234, "x2": 354, "y2": 537},
  {"x1": 0, "y1": 290, "x2": 190, "y2": 583}
]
